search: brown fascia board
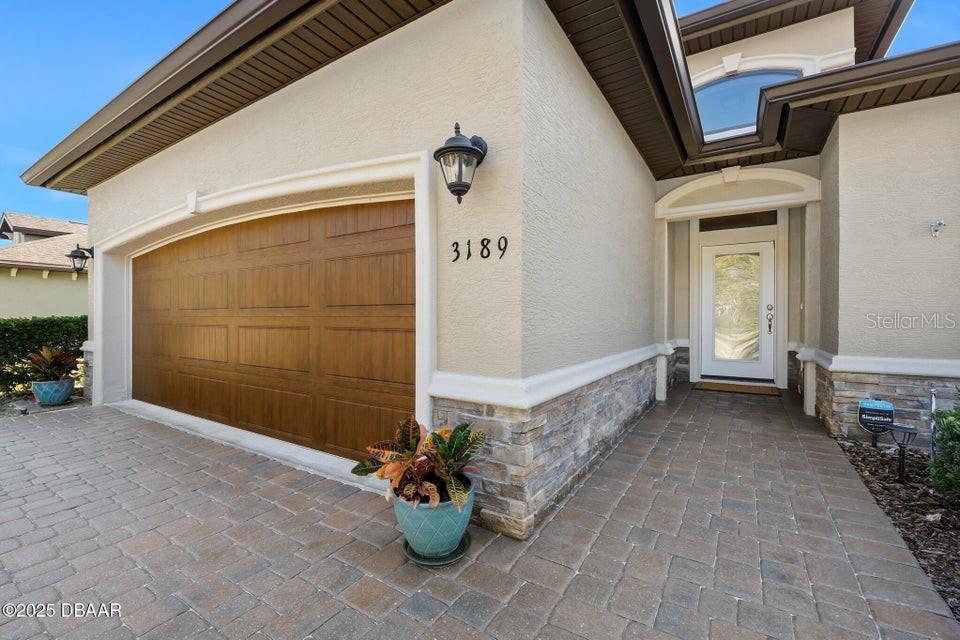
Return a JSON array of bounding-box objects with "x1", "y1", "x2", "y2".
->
[
  {"x1": 690, "y1": 41, "x2": 960, "y2": 165},
  {"x1": 630, "y1": 0, "x2": 705, "y2": 161},
  {"x1": 21, "y1": 0, "x2": 317, "y2": 189},
  {"x1": 863, "y1": 0, "x2": 915, "y2": 61}
]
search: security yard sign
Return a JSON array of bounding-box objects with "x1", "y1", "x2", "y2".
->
[{"x1": 858, "y1": 399, "x2": 895, "y2": 436}]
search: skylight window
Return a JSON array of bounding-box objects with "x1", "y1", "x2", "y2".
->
[{"x1": 694, "y1": 70, "x2": 802, "y2": 141}]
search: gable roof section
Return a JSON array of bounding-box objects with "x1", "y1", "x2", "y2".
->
[
  {"x1": 0, "y1": 212, "x2": 86, "y2": 238},
  {"x1": 22, "y1": 0, "x2": 449, "y2": 195},
  {"x1": 0, "y1": 226, "x2": 88, "y2": 272},
  {"x1": 678, "y1": 0, "x2": 915, "y2": 64}
]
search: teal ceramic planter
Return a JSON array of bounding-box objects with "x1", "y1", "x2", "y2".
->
[
  {"x1": 394, "y1": 484, "x2": 474, "y2": 558},
  {"x1": 32, "y1": 379, "x2": 74, "y2": 406}
]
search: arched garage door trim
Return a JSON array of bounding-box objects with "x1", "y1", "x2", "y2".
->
[{"x1": 93, "y1": 151, "x2": 436, "y2": 431}]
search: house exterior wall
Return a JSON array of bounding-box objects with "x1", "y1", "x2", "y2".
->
[
  {"x1": 836, "y1": 92, "x2": 960, "y2": 360},
  {"x1": 0, "y1": 270, "x2": 87, "y2": 319},
  {"x1": 819, "y1": 123, "x2": 841, "y2": 354},
  {"x1": 88, "y1": 0, "x2": 525, "y2": 379},
  {"x1": 685, "y1": 9, "x2": 855, "y2": 80},
  {"x1": 669, "y1": 221, "x2": 690, "y2": 341},
  {"x1": 518, "y1": 0, "x2": 657, "y2": 376}
]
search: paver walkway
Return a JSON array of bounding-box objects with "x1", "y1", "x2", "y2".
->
[{"x1": 1, "y1": 385, "x2": 958, "y2": 640}]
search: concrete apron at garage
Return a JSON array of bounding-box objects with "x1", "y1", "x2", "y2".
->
[{"x1": 0, "y1": 386, "x2": 957, "y2": 640}]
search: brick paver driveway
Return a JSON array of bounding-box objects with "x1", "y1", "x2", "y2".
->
[{"x1": 2, "y1": 385, "x2": 958, "y2": 640}]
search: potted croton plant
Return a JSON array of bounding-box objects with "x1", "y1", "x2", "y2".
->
[
  {"x1": 24, "y1": 346, "x2": 78, "y2": 406},
  {"x1": 352, "y1": 417, "x2": 484, "y2": 565}
]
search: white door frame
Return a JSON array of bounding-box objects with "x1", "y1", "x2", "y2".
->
[
  {"x1": 92, "y1": 151, "x2": 437, "y2": 426},
  {"x1": 689, "y1": 209, "x2": 789, "y2": 388}
]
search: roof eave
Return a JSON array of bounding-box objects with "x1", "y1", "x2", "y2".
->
[{"x1": 20, "y1": 0, "x2": 316, "y2": 190}]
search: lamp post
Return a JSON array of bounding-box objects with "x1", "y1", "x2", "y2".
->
[
  {"x1": 889, "y1": 424, "x2": 919, "y2": 482},
  {"x1": 65, "y1": 245, "x2": 94, "y2": 274},
  {"x1": 434, "y1": 123, "x2": 487, "y2": 204}
]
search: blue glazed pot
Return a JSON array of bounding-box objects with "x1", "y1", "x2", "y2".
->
[
  {"x1": 32, "y1": 379, "x2": 74, "y2": 406},
  {"x1": 394, "y1": 483, "x2": 474, "y2": 558}
]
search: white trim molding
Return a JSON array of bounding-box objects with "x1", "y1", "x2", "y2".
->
[
  {"x1": 429, "y1": 344, "x2": 671, "y2": 410},
  {"x1": 669, "y1": 338, "x2": 690, "y2": 349},
  {"x1": 690, "y1": 49, "x2": 857, "y2": 88},
  {"x1": 656, "y1": 167, "x2": 821, "y2": 220},
  {"x1": 93, "y1": 151, "x2": 437, "y2": 430},
  {"x1": 806, "y1": 350, "x2": 960, "y2": 378}
]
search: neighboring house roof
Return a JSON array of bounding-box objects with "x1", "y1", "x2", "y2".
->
[
  {"x1": 0, "y1": 219, "x2": 88, "y2": 272},
  {"x1": 19, "y1": 0, "x2": 956, "y2": 188},
  {"x1": 0, "y1": 211, "x2": 87, "y2": 238},
  {"x1": 678, "y1": 0, "x2": 914, "y2": 63}
]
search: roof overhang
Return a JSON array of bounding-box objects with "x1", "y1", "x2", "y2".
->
[
  {"x1": 22, "y1": 0, "x2": 449, "y2": 194},
  {"x1": 678, "y1": 0, "x2": 916, "y2": 64}
]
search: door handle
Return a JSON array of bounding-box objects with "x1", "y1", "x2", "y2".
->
[{"x1": 766, "y1": 312, "x2": 774, "y2": 334}]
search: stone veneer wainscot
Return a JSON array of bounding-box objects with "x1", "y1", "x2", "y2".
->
[
  {"x1": 433, "y1": 357, "x2": 657, "y2": 539},
  {"x1": 816, "y1": 365, "x2": 959, "y2": 440}
]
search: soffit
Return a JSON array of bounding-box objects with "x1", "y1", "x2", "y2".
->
[
  {"x1": 23, "y1": 0, "x2": 449, "y2": 194},
  {"x1": 679, "y1": 0, "x2": 914, "y2": 63}
]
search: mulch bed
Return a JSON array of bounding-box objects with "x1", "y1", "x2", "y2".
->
[{"x1": 839, "y1": 439, "x2": 960, "y2": 621}]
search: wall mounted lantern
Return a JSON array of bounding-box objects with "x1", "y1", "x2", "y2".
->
[
  {"x1": 66, "y1": 244, "x2": 94, "y2": 273},
  {"x1": 434, "y1": 123, "x2": 487, "y2": 204}
]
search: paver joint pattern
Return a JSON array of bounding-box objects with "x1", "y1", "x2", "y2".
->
[{"x1": 0, "y1": 384, "x2": 957, "y2": 640}]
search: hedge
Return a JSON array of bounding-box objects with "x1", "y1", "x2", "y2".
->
[{"x1": 0, "y1": 316, "x2": 87, "y2": 394}]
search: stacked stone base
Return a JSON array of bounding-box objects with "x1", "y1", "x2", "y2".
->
[
  {"x1": 669, "y1": 346, "x2": 689, "y2": 384},
  {"x1": 433, "y1": 357, "x2": 657, "y2": 539},
  {"x1": 816, "y1": 365, "x2": 958, "y2": 441}
]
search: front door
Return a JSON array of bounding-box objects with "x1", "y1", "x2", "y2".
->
[{"x1": 700, "y1": 241, "x2": 776, "y2": 380}]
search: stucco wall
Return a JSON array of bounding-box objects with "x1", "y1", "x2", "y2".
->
[
  {"x1": 819, "y1": 123, "x2": 841, "y2": 354},
  {"x1": 669, "y1": 221, "x2": 690, "y2": 341},
  {"x1": 0, "y1": 270, "x2": 87, "y2": 319},
  {"x1": 87, "y1": 0, "x2": 525, "y2": 378},
  {"x1": 685, "y1": 9, "x2": 855, "y2": 79},
  {"x1": 837, "y1": 93, "x2": 960, "y2": 358},
  {"x1": 788, "y1": 207, "x2": 805, "y2": 344},
  {"x1": 518, "y1": 0, "x2": 656, "y2": 376}
]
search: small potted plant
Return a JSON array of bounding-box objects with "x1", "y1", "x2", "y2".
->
[
  {"x1": 24, "y1": 346, "x2": 78, "y2": 406},
  {"x1": 352, "y1": 417, "x2": 484, "y2": 565}
]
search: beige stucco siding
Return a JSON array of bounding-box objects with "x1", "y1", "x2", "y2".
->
[
  {"x1": 669, "y1": 221, "x2": 690, "y2": 341},
  {"x1": 685, "y1": 9, "x2": 855, "y2": 80},
  {"x1": 788, "y1": 207, "x2": 805, "y2": 344},
  {"x1": 837, "y1": 93, "x2": 960, "y2": 359},
  {"x1": 819, "y1": 123, "x2": 841, "y2": 354},
  {"x1": 87, "y1": 0, "x2": 525, "y2": 378},
  {"x1": 0, "y1": 270, "x2": 87, "y2": 319},
  {"x1": 518, "y1": 0, "x2": 656, "y2": 376}
]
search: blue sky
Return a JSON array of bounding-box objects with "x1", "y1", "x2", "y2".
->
[{"x1": 0, "y1": 1, "x2": 957, "y2": 229}]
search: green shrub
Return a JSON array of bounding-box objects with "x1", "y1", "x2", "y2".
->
[
  {"x1": 0, "y1": 316, "x2": 87, "y2": 394},
  {"x1": 930, "y1": 388, "x2": 960, "y2": 493}
]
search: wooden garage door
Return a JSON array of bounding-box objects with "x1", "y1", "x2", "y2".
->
[{"x1": 132, "y1": 200, "x2": 415, "y2": 460}]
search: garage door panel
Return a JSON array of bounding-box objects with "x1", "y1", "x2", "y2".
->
[
  {"x1": 237, "y1": 325, "x2": 311, "y2": 372},
  {"x1": 133, "y1": 200, "x2": 414, "y2": 460},
  {"x1": 238, "y1": 212, "x2": 311, "y2": 252},
  {"x1": 134, "y1": 323, "x2": 176, "y2": 359},
  {"x1": 238, "y1": 262, "x2": 311, "y2": 309},
  {"x1": 178, "y1": 271, "x2": 231, "y2": 310},
  {"x1": 178, "y1": 325, "x2": 229, "y2": 363},
  {"x1": 324, "y1": 249, "x2": 414, "y2": 307},
  {"x1": 134, "y1": 278, "x2": 172, "y2": 312},
  {"x1": 322, "y1": 397, "x2": 411, "y2": 459},
  {"x1": 236, "y1": 383, "x2": 314, "y2": 446},
  {"x1": 133, "y1": 365, "x2": 175, "y2": 406},
  {"x1": 325, "y1": 201, "x2": 414, "y2": 239},
  {"x1": 175, "y1": 373, "x2": 231, "y2": 423},
  {"x1": 323, "y1": 326, "x2": 414, "y2": 387},
  {"x1": 177, "y1": 227, "x2": 232, "y2": 263}
]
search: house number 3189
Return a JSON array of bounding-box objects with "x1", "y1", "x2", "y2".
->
[{"x1": 451, "y1": 236, "x2": 508, "y2": 262}]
